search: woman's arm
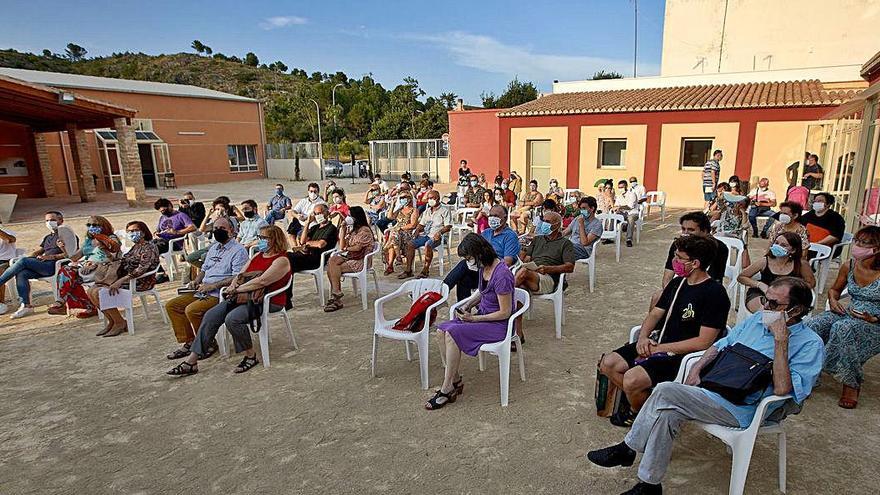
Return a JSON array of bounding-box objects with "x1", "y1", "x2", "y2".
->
[
  {"x1": 236, "y1": 257, "x2": 290, "y2": 292},
  {"x1": 470, "y1": 291, "x2": 512, "y2": 322},
  {"x1": 827, "y1": 261, "x2": 850, "y2": 314},
  {"x1": 801, "y1": 260, "x2": 816, "y2": 288},
  {"x1": 403, "y1": 209, "x2": 419, "y2": 229},
  {"x1": 736, "y1": 258, "x2": 766, "y2": 288}
]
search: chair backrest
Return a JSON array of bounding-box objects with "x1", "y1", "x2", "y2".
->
[
  {"x1": 831, "y1": 232, "x2": 853, "y2": 260},
  {"x1": 809, "y1": 243, "x2": 832, "y2": 268},
  {"x1": 505, "y1": 288, "x2": 531, "y2": 341},
  {"x1": 714, "y1": 234, "x2": 744, "y2": 277},
  {"x1": 402, "y1": 278, "x2": 449, "y2": 333},
  {"x1": 563, "y1": 189, "x2": 580, "y2": 204},
  {"x1": 596, "y1": 212, "x2": 624, "y2": 232},
  {"x1": 454, "y1": 207, "x2": 478, "y2": 224},
  {"x1": 646, "y1": 191, "x2": 666, "y2": 206}
]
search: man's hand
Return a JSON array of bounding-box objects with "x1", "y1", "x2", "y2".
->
[
  {"x1": 768, "y1": 314, "x2": 789, "y2": 342},
  {"x1": 432, "y1": 233, "x2": 441, "y2": 242},
  {"x1": 36, "y1": 254, "x2": 49, "y2": 261},
  {"x1": 684, "y1": 369, "x2": 701, "y2": 387},
  {"x1": 578, "y1": 215, "x2": 585, "y2": 227},
  {"x1": 56, "y1": 239, "x2": 66, "y2": 250},
  {"x1": 636, "y1": 336, "x2": 656, "y2": 358},
  {"x1": 535, "y1": 265, "x2": 547, "y2": 275},
  {"x1": 108, "y1": 280, "x2": 124, "y2": 296},
  {"x1": 197, "y1": 282, "x2": 214, "y2": 293}
]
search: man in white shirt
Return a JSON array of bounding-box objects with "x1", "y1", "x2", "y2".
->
[
  {"x1": 748, "y1": 177, "x2": 777, "y2": 238},
  {"x1": 615, "y1": 180, "x2": 640, "y2": 247},
  {"x1": 287, "y1": 182, "x2": 327, "y2": 241},
  {"x1": 402, "y1": 190, "x2": 452, "y2": 279},
  {"x1": 0, "y1": 221, "x2": 17, "y2": 315},
  {"x1": 629, "y1": 176, "x2": 647, "y2": 204},
  {"x1": 373, "y1": 174, "x2": 389, "y2": 193}
]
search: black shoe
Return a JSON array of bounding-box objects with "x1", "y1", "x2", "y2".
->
[
  {"x1": 601, "y1": 239, "x2": 613, "y2": 245},
  {"x1": 586, "y1": 442, "x2": 636, "y2": 468},
  {"x1": 621, "y1": 482, "x2": 662, "y2": 495},
  {"x1": 610, "y1": 408, "x2": 638, "y2": 428},
  {"x1": 760, "y1": 232, "x2": 769, "y2": 239},
  {"x1": 626, "y1": 240, "x2": 633, "y2": 247}
]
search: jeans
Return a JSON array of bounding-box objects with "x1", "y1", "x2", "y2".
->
[
  {"x1": 749, "y1": 206, "x2": 775, "y2": 236},
  {"x1": 375, "y1": 217, "x2": 396, "y2": 233},
  {"x1": 264, "y1": 209, "x2": 285, "y2": 225},
  {"x1": 191, "y1": 299, "x2": 282, "y2": 356},
  {"x1": 624, "y1": 210, "x2": 639, "y2": 242},
  {"x1": 443, "y1": 259, "x2": 479, "y2": 301},
  {"x1": 0, "y1": 257, "x2": 57, "y2": 305}
]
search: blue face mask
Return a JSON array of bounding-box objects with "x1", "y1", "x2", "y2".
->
[
  {"x1": 275, "y1": 189, "x2": 284, "y2": 196},
  {"x1": 128, "y1": 231, "x2": 143, "y2": 243},
  {"x1": 535, "y1": 221, "x2": 551, "y2": 236},
  {"x1": 256, "y1": 239, "x2": 270, "y2": 253},
  {"x1": 580, "y1": 209, "x2": 591, "y2": 217},
  {"x1": 87, "y1": 226, "x2": 102, "y2": 236},
  {"x1": 769, "y1": 243, "x2": 789, "y2": 258}
]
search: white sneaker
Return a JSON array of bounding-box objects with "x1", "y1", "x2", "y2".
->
[
  {"x1": 10, "y1": 305, "x2": 33, "y2": 319},
  {"x1": 0, "y1": 303, "x2": 7, "y2": 315}
]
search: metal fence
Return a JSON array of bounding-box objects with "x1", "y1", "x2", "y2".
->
[
  {"x1": 369, "y1": 138, "x2": 448, "y2": 180},
  {"x1": 265, "y1": 141, "x2": 321, "y2": 160}
]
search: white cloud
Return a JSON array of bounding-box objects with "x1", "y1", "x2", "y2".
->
[
  {"x1": 404, "y1": 31, "x2": 658, "y2": 82},
  {"x1": 260, "y1": 16, "x2": 308, "y2": 30}
]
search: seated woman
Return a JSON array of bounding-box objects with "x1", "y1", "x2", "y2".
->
[
  {"x1": 167, "y1": 225, "x2": 291, "y2": 375},
  {"x1": 510, "y1": 180, "x2": 543, "y2": 234},
  {"x1": 49, "y1": 215, "x2": 121, "y2": 318},
  {"x1": 472, "y1": 188, "x2": 496, "y2": 234},
  {"x1": 427, "y1": 233, "x2": 515, "y2": 410},
  {"x1": 766, "y1": 201, "x2": 810, "y2": 258},
  {"x1": 596, "y1": 180, "x2": 615, "y2": 214},
  {"x1": 364, "y1": 184, "x2": 386, "y2": 225},
  {"x1": 382, "y1": 192, "x2": 419, "y2": 276},
  {"x1": 737, "y1": 231, "x2": 815, "y2": 313},
  {"x1": 728, "y1": 175, "x2": 744, "y2": 195},
  {"x1": 716, "y1": 192, "x2": 749, "y2": 240},
  {"x1": 805, "y1": 226, "x2": 880, "y2": 409},
  {"x1": 324, "y1": 206, "x2": 375, "y2": 312},
  {"x1": 546, "y1": 179, "x2": 563, "y2": 204},
  {"x1": 328, "y1": 188, "x2": 350, "y2": 228},
  {"x1": 86, "y1": 221, "x2": 160, "y2": 337},
  {"x1": 707, "y1": 182, "x2": 731, "y2": 221}
]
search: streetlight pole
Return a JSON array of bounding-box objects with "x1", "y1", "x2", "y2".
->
[
  {"x1": 310, "y1": 98, "x2": 324, "y2": 181},
  {"x1": 332, "y1": 82, "x2": 344, "y2": 166},
  {"x1": 633, "y1": 0, "x2": 638, "y2": 78}
]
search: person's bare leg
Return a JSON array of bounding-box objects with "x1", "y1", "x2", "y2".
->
[
  {"x1": 0, "y1": 266, "x2": 6, "y2": 302},
  {"x1": 422, "y1": 244, "x2": 434, "y2": 273},
  {"x1": 403, "y1": 243, "x2": 416, "y2": 273},
  {"x1": 327, "y1": 257, "x2": 343, "y2": 294},
  {"x1": 516, "y1": 269, "x2": 540, "y2": 292},
  {"x1": 622, "y1": 366, "x2": 653, "y2": 411},
  {"x1": 599, "y1": 352, "x2": 630, "y2": 390},
  {"x1": 442, "y1": 332, "x2": 462, "y2": 392}
]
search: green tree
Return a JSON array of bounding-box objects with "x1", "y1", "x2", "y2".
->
[
  {"x1": 591, "y1": 70, "x2": 623, "y2": 80},
  {"x1": 269, "y1": 61, "x2": 288, "y2": 73},
  {"x1": 191, "y1": 40, "x2": 205, "y2": 55},
  {"x1": 482, "y1": 78, "x2": 538, "y2": 109},
  {"x1": 65, "y1": 43, "x2": 87, "y2": 61},
  {"x1": 41, "y1": 49, "x2": 54, "y2": 58},
  {"x1": 244, "y1": 52, "x2": 259, "y2": 67},
  {"x1": 203, "y1": 46, "x2": 213, "y2": 56}
]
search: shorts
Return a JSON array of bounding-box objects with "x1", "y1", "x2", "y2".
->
[
  {"x1": 703, "y1": 191, "x2": 716, "y2": 202},
  {"x1": 411, "y1": 235, "x2": 442, "y2": 250},
  {"x1": 534, "y1": 272, "x2": 556, "y2": 294},
  {"x1": 613, "y1": 341, "x2": 685, "y2": 386}
]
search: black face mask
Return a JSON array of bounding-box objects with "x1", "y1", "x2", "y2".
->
[
  {"x1": 213, "y1": 228, "x2": 230, "y2": 243},
  {"x1": 243, "y1": 210, "x2": 256, "y2": 218}
]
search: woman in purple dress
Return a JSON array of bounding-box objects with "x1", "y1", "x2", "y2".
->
[{"x1": 427, "y1": 233, "x2": 515, "y2": 410}]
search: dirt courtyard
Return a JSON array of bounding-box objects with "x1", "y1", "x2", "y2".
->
[{"x1": 0, "y1": 182, "x2": 877, "y2": 494}]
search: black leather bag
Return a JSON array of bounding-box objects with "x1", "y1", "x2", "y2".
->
[{"x1": 699, "y1": 343, "x2": 774, "y2": 405}]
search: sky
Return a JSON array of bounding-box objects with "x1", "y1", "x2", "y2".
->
[{"x1": 0, "y1": 0, "x2": 666, "y2": 104}]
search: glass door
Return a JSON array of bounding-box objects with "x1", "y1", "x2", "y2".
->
[
  {"x1": 151, "y1": 143, "x2": 172, "y2": 184},
  {"x1": 96, "y1": 137, "x2": 124, "y2": 192}
]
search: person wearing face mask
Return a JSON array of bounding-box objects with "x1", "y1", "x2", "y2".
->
[
  {"x1": 178, "y1": 192, "x2": 206, "y2": 230},
  {"x1": 237, "y1": 199, "x2": 268, "y2": 249},
  {"x1": 727, "y1": 175, "x2": 743, "y2": 196},
  {"x1": 765, "y1": 201, "x2": 810, "y2": 261},
  {"x1": 510, "y1": 179, "x2": 544, "y2": 234},
  {"x1": 614, "y1": 179, "x2": 640, "y2": 247},
  {"x1": 323, "y1": 180, "x2": 337, "y2": 202},
  {"x1": 152, "y1": 198, "x2": 196, "y2": 254},
  {"x1": 562, "y1": 196, "x2": 604, "y2": 260},
  {"x1": 589, "y1": 277, "x2": 822, "y2": 495},
  {"x1": 546, "y1": 179, "x2": 563, "y2": 203},
  {"x1": 49, "y1": 215, "x2": 121, "y2": 318},
  {"x1": 509, "y1": 170, "x2": 523, "y2": 199},
  {"x1": 801, "y1": 153, "x2": 824, "y2": 191},
  {"x1": 288, "y1": 203, "x2": 339, "y2": 275},
  {"x1": 0, "y1": 219, "x2": 17, "y2": 316},
  {"x1": 706, "y1": 182, "x2": 731, "y2": 221},
  {"x1": 324, "y1": 207, "x2": 375, "y2": 312},
  {"x1": 798, "y1": 192, "x2": 845, "y2": 247},
  {"x1": 472, "y1": 189, "x2": 497, "y2": 234},
  {"x1": 596, "y1": 180, "x2": 616, "y2": 215},
  {"x1": 499, "y1": 180, "x2": 517, "y2": 207},
  {"x1": 84, "y1": 221, "x2": 160, "y2": 337},
  {"x1": 382, "y1": 192, "x2": 419, "y2": 275},
  {"x1": 163, "y1": 219, "x2": 248, "y2": 357},
  {"x1": 264, "y1": 183, "x2": 292, "y2": 225},
  {"x1": 716, "y1": 192, "x2": 749, "y2": 241},
  {"x1": 747, "y1": 177, "x2": 778, "y2": 238},
  {"x1": 415, "y1": 180, "x2": 433, "y2": 214},
  {"x1": 184, "y1": 200, "x2": 239, "y2": 279},
  {"x1": 287, "y1": 182, "x2": 327, "y2": 244},
  {"x1": 0, "y1": 210, "x2": 77, "y2": 318},
  {"x1": 429, "y1": 233, "x2": 516, "y2": 410},
  {"x1": 463, "y1": 174, "x2": 485, "y2": 209},
  {"x1": 805, "y1": 226, "x2": 880, "y2": 409},
  {"x1": 629, "y1": 176, "x2": 647, "y2": 205},
  {"x1": 598, "y1": 235, "x2": 730, "y2": 428},
  {"x1": 168, "y1": 225, "x2": 292, "y2": 376},
  {"x1": 401, "y1": 190, "x2": 452, "y2": 279},
  {"x1": 364, "y1": 184, "x2": 387, "y2": 225},
  {"x1": 738, "y1": 232, "x2": 815, "y2": 313},
  {"x1": 327, "y1": 188, "x2": 350, "y2": 227},
  {"x1": 515, "y1": 211, "x2": 575, "y2": 297}
]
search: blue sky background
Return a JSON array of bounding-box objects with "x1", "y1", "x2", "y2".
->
[{"x1": 0, "y1": 0, "x2": 666, "y2": 103}]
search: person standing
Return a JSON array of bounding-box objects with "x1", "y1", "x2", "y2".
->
[
  {"x1": 457, "y1": 160, "x2": 471, "y2": 199},
  {"x1": 801, "y1": 153, "x2": 825, "y2": 192},
  {"x1": 509, "y1": 170, "x2": 523, "y2": 200},
  {"x1": 614, "y1": 180, "x2": 640, "y2": 247},
  {"x1": 0, "y1": 220, "x2": 17, "y2": 315},
  {"x1": 701, "y1": 149, "x2": 723, "y2": 209},
  {"x1": 747, "y1": 177, "x2": 777, "y2": 238}
]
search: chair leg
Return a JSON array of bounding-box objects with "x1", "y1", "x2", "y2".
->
[
  {"x1": 728, "y1": 443, "x2": 756, "y2": 495},
  {"x1": 258, "y1": 318, "x2": 271, "y2": 368},
  {"x1": 405, "y1": 340, "x2": 413, "y2": 361},
  {"x1": 417, "y1": 335, "x2": 429, "y2": 390},
  {"x1": 283, "y1": 311, "x2": 297, "y2": 349},
  {"x1": 588, "y1": 262, "x2": 595, "y2": 293},
  {"x1": 778, "y1": 431, "x2": 787, "y2": 493},
  {"x1": 371, "y1": 271, "x2": 380, "y2": 295},
  {"x1": 554, "y1": 298, "x2": 563, "y2": 339},
  {"x1": 217, "y1": 324, "x2": 230, "y2": 358},
  {"x1": 514, "y1": 339, "x2": 526, "y2": 381},
  {"x1": 139, "y1": 295, "x2": 150, "y2": 319},
  {"x1": 359, "y1": 274, "x2": 368, "y2": 310},
  {"x1": 370, "y1": 334, "x2": 379, "y2": 377},
  {"x1": 478, "y1": 350, "x2": 485, "y2": 371},
  {"x1": 154, "y1": 292, "x2": 170, "y2": 324},
  {"x1": 125, "y1": 306, "x2": 135, "y2": 335},
  {"x1": 499, "y1": 348, "x2": 511, "y2": 407}
]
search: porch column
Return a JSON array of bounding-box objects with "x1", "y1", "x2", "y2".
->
[
  {"x1": 33, "y1": 132, "x2": 57, "y2": 197},
  {"x1": 114, "y1": 117, "x2": 146, "y2": 206},
  {"x1": 65, "y1": 124, "x2": 97, "y2": 202}
]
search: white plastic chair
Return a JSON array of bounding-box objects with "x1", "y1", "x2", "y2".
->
[
  {"x1": 124, "y1": 266, "x2": 169, "y2": 335},
  {"x1": 563, "y1": 189, "x2": 580, "y2": 205},
  {"x1": 575, "y1": 242, "x2": 599, "y2": 293},
  {"x1": 628, "y1": 324, "x2": 731, "y2": 345},
  {"x1": 216, "y1": 278, "x2": 297, "y2": 368},
  {"x1": 714, "y1": 235, "x2": 745, "y2": 304},
  {"x1": 817, "y1": 232, "x2": 853, "y2": 293},
  {"x1": 114, "y1": 229, "x2": 132, "y2": 254},
  {"x1": 8, "y1": 255, "x2": 70, "y2": 302},
  {"x1": 526, "y1": 272, "x2": 566, "y2": 339},
  {"x1": 645, "y1": 191, "x2": 667, "y2": 221},
  {"x1": 295, "y1": 248, "x2": 337, "y2": 306},
  {"x1": 678, "y1": 351, "x2": 792, "y2": 495},
  {"x1": 634, "y1": 203, "x2": 646, "y2": 244},
  {"x1": 340, "y1": 242, "x2": 382, "y2": 310},
  {"x1": 808, "y1": 242, "x2": 834, "y2": 294},
  {"x1": 158, "y1": 235, "x2": 187, "y2": 281},
  {"x1": 4, "y1": 248, "x2": 26, "y2": 300},
  {"x1": 596, "y1": 212, "x2": 624, "y2": 262},
  {"x1": 415, "y1": 235, "x2": 451, "y2": 277},
  {"x1": 474, "y1": 288, "x2": 531, "y2": 406},
  {"x1": 450, "y1": 207, "x2": 478, "y2": 244},
  {"x1": 371, "y1": 279, "x2": 449, "y2": 389}
]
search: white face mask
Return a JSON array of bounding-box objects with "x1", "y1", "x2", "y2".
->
[
  {"x1": 813, "y1": 202, "x2": 826, "y2": 213},
  {"x1": 46, "y1": 220, "x2": 58, "y2": 231},
  {"x1": 761, "y1": 308, "x2": 786, "y2": 328},
  {"x1": 344, "y1": 216, "x2": 354, "y2": 226},
  {"x1": 488, "y1": 216, "x2": 502, "y2": 229},
  {"x1": 308, "y1": 192, "x2": 318, "y2": 201},
  {"x1": 334, "y1": 197, "x2": 343, "y2": 204},
  {"x1": 495, "y1": 195, "x2": 504, "y2": 202},
  {"x1": 427, "y1": 199, "x2": 438, "y2": 207},
  {"x1": 778, "y1": 213, "x2": 792, "y2": 225},
  {"x1": 314, "y1": 214, "x2": 326, "y2": 224},
  {"x1": 466, "y1": 260, "x2": 479, "y2": 271}
]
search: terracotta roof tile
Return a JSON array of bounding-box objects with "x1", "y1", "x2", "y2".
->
[{"x1": 497, "y1": 80, "x2": 855, "y2": 117}]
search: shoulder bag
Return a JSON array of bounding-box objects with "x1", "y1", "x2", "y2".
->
[
  {"x1": 699, "y1": 342, "x2": 774, "y2": 405},
  {"x1": 93, "y1": 260, "x2": 124, "y2": 287}
]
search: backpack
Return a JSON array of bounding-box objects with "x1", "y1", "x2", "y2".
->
[
  {"x1": 786, "y1": 185, "x2": 810, "y2": 210},
  {"x1": 392, "y1": 291, "x2": 442, "y2": 332}
]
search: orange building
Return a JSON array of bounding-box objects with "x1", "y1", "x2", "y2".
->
[{"x1": 0, "y1": 68, "x2": 265, "y2": 203}]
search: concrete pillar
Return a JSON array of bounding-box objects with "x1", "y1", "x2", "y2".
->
[
  {"x1": 65, "y1": 124, "x2": 97, "y2": 202},
  {"x1": 33, "y1": 132, "x2": 57, "y2": 197},
  {"x1": 114, "y1": 117, "x2": 146, "y2": 207}
]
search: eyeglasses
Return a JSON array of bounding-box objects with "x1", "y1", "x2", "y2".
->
[
  {"x1": 256, "y1": 235, "x2": 269, "y2": 240},
  {"x1": 126, "y1": 229, "x2": 141, "y2": 234},
  {"x1": 759, "y1": 296, "x2": 789, "y2": 310},
  {"x1": 672, "y1": 253, "x2": 693, "y2": 263},
  {"x1": 854, "y1": 239, "x2": 877, "y2": 248}
]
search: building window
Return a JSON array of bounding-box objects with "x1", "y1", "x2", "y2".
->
[
  {"x1": 680, "y1": 138, "x2": 714, "y2": 169},
  {"x1": 228, "y1": 144, "x2": 258, "y2": 172},
  {"x1": 527, "y1": 140, "x2": 552, "y2": 186},
  {"x1": 599, "y1": 139, "x2": 627, "y2": 168},
  {"x1": 133, "y1": 119, "x2": 153, "y2": 132}
]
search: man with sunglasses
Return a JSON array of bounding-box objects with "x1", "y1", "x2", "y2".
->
[{"x1": 588, "y1": 277, "x2": 823, "y2": 495}]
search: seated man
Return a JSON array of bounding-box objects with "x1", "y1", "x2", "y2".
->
[
  {"x1": 515, "y1": 210, "x2": 575, "y2": 295},
  {"x1": 264, "y1": 183, "x2": 292, "y2": 225},
  {"x1": 237, "y1": 199, "x2": 268, "y2": 249},
  {"x1": 748, "y1": 177, "x2": 777, "y2": 238},
  {"x1": 600, "y1": 235, "x2": 730, "y2": 427},
  {"x1": 153, "y1": 198, "x2": 196, "y2": 254},
  {"x1": 443, "y1": 205, "x2": 520, "y2": 301},
  {"x1": 562, "y1": 196, "x2": 603, "y2": 260},
  {"x1": 288, "y1": 203, "x2": 339, "y2": 272},
  {"x1": 0, "y1": 211, "x2": 77, "y2": 319},
  {"x1": 402, "y1": 190, "x2": 452, "y2": 279},
  {"x1": 165, "y1": 219, "x2": 248, "y2": 359},
  {"x1": 799, "y1": 191, "x2": 845, "y2": 247},
  {"x1": 178, "y1": 191, "x2": 206, "y2": 231},
  {"x1": 614, "y1": 179, "x2": 640, "y2": 248},
  {"x1": 287, "y1": 182, "x2": 327, "y2": 243},
  {"x1": 462, "y1": 174, "x2": 485, "y2": 208},
  {"x1": 0, "y1": 219, "x2": 17, "y2": 315},
  {"x1": 588, "y1": 277, "x2": 823, "y2": 495}
]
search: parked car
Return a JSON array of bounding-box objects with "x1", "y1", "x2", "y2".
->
[
  {"x1": 339, "y1": 160, "x2": 370, "y2": 178},
  {"x1": 323, "y1": 159, "x2": 343, "y2": 177}
]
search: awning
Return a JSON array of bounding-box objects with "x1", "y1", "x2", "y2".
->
[{"x1": 95, "y1": 129, "x2": 163, "y2": 143}]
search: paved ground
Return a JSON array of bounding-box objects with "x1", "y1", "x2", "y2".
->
[{"x1": 0, "y1": 180, "x2": 876, "y2": 494}]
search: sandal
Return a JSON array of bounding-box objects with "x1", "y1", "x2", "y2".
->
[
  {"x1": 398, "y1": 271, "x2": 414, "y2": 280},
  {"x1": 425, "y1": 387, "x2": 458, "y2": 410},
  {"x1": 96, "y1": 321, "x2": 114, "y2": 336},
  {"x1": 234, "y1": 355, "x2": 259, "y2": 374},
  {"x1": 166, "y1": 344, "x2": 192, "y2": 360},
  {"x1": 416, "y1": 268, "x2": 430, "y2": 279},
  {"x1": 76, "y1": 308, "x2": 98, "y2": 319},
  {"x1": 838, "y1": 385, "x2": 860, "y2": 409},
  {"x1": 167, "y1": 361, "x2": 198, "y2": 376},
  {"x1": 47, "y1": 304, "x2": 68, "y2": 315},
  {"x1": 323, "y1": 295, "x2": 344, "y2": 312},
  {"x1": 436, "y1": 377, "x2": 464, "y2": 396},
  {"x1": 384, "y1": 267, "x2": 394, "y2": 276},
  {"x1": 103, "y1": 321, "x2": 128, "y2": 338}
]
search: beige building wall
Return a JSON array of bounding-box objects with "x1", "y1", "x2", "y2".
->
[
  {"x1": 578, "y1": 125, "x2": 647, "y2": 192},
  {"x1": 661, "y1": 0, "x2": 880, "y2": 76},
  {"x1": 656, "y1": 122, "x2": 740, "y2": 208},
  {"x1": 509, "y1": 127, "x2": 569, "y2": 188},
  {"x1": 751, "y1": 121, "x2": 812, "y2": 196}
]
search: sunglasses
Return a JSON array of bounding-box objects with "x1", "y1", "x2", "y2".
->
[{"x1": 759, "y1": 296, "x2": 789, "y2": 310}]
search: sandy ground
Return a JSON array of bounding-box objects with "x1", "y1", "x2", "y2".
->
[{"x1": 0, "y1": 180, "x2": 877, "y2": 494}]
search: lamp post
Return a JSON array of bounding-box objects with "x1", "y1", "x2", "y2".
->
[
  {"x1": 310, "y1": 98, "x2": 324, "y2": 181},
  {"x1": 332, "y1": 82, "x2": 344, "y2": 167}
]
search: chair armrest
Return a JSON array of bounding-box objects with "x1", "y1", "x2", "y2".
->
[
  {"x1": 374, "y1": 286, "x2": 409, "y2": 327},
  {"x1": 419, "y1": 288, "x2": 450, "y2": 333},
  {"x1": 317, "y1": 248, "x2": 338, "y2": 270},
  {"x1": 163, "y1": 236, "x2": 187, "y2": 255},
  {"x1": 448, "y1": 292, "x2": 480, "y2": 319},
  {"x1": 54, "y1": 258, "x2": 72, "y2": 274},
  {"x1": 746, "y1": 394, "x2": 793, "y2": 432},
  {"x1": 262, "y1": 277, "x2": 292, "y2": 305},
  {"x1": 676, "y1": 351, "x2": 706, "y2": 383}
]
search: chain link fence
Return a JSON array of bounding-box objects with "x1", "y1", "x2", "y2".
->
[
  {"x1": 265, "y1": 141, "x2": 321, "y2": 160},
  {"x1": 369, "y1": 138, "x2": 449, "y2": 181}
]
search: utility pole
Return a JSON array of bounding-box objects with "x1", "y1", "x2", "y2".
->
[
  {"x1": 331, "y1": 82, "x2": 344, "y2": 167},
  {"x1": 310, "y1": 98, "x2": 324, "y2": 181},
  {"x1": 633, "y1": 0, "x2": 638, "y2": 78}
]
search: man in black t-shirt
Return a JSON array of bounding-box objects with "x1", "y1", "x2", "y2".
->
[
  {"x1": 801, "y1": 153, "x2": 824, "y2": 191},
  {"x1": 599, "y1": 235, "x2": 730, "y2": 426},
  {"x1": 799, "y1": 191, "x2": 846, "y2": 247},
  {"x1": 287, "y1": 203, "x2": 338, "y2": 272}
]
